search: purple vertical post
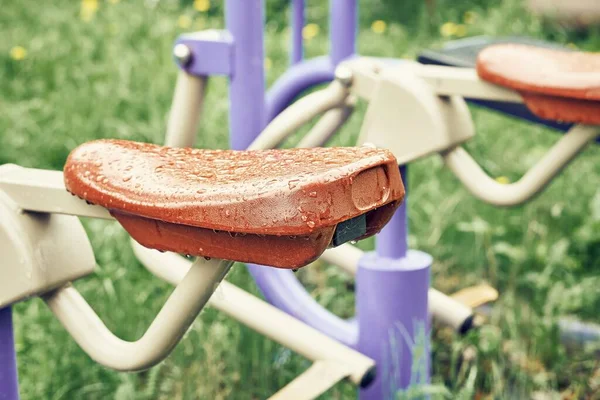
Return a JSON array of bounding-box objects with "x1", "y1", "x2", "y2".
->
[
  {"x1": 225, "y1": 0, "x2": 266, "y2": 150},
  {"x1": 290, "y1": 0, "x2": 304, "y2": 65},
  {"x1": 0, "y1": 307, "x2": 19, "y2": 400},
  {"x1": 329, "y1": 0, "x2": 357, "y2": 65},
  {"x1": 356, "y1": 252, "x2": 431, "y2": 399},
  {"x1": 377, "y1": 166, "x2": 408, "y2": 258},
  {"x1": 357, "y1": 165, "x2": 431, "y2": 399}
]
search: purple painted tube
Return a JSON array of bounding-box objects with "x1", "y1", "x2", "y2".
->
[
  {"x1": 265, "y1": 56, "x2": 334, "y2": 121},
  {"x1": 357, "y1": 251, "x2": 431, "y2": 400},
  {"x1": 377, "y1": 166, "x2": 408, "y2": 259},
  {"x1": 225, "y1": 0, "x2": 266, "y2": 151},
  {"x1": 329, "y1": 0, "x2": 358, "y2": 65},
  {"x1": 290, "y1": 0, "x2": 304, "y2": 65},
  {"x1": 247, "y1": 265, "x2": 358, "y2": 346},
  {"x1": 0, "y1": 307, "x2": 19, "y2": 400}
]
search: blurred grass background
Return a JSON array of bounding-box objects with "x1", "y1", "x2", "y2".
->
[{"x1": 2, "y1": 0, "x2": 600, "y2": 398}]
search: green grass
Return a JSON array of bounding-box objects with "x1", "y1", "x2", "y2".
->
[{"x1": 2, "y1": 0, "x2": 600, "y2": 398}]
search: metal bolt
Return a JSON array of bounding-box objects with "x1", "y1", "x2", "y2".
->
[
  {"x1": 173, "y1": 43, "x2": 192, "y2": 66},
  {"x1": 334, "y1": 66, "x2": 353, "y2": 87}
]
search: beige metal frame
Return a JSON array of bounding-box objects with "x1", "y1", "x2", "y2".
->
[
  {"x1": 341, "y1": 58, "x2": 600, "y2": 206},
  {"x1": 4, "y1": 55, "x2": 593, "y2": 399},
  {"x1": 0, "y1": 167, "x2": 375, "y2": 399}
]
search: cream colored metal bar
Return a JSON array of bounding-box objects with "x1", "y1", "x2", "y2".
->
[
  {"x1": 321, "y1": 244, "x2": 363, "y2": 275},
  {"x1": 44, "y1": 257, "x2": 232, "y2": 372},
  {"x1": 412, "y1": 65, "x2": 524, "y2": 103},
  {"x1": 0, "y1": 165, "x2": 111, "y2": 219},
  {"x1": 248, "y1": 81, "x2": 349, "y2": 150},
  {"x1": 321, "y1": 244, "x2": 474, "y2": 333},
  {"x1": 442, "y1": 125, "x2": 600, "y2": 207},
  {"x1": 268, "y1": 360, "x2": 352, "y2": 400},
  {"x1": 296, "y1": 96, "x2": 356, "y2": 148},
  {"x1": 165, "y1": 71, "x2": 207, "y2": 148},
  {"x1": 429, "y1": 288, "x2": 474, "y2": 333},
  {"x1": 341, "y1": 58, "x2": 522, "y2": 103},
  {"x1": 132, "y1": 242, "x2": 375, "y2": 386}
]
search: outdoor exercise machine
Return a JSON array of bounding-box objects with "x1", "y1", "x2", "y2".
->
[
  {"x1": 157, "y1": 2, "x2": 496, "y2": 399},
  {"x1": 156, "y1": 2, "x2": 600, "y2": 399},
  {"x1": 0, "y1": 140, "x2": 407, "y2": 400}
]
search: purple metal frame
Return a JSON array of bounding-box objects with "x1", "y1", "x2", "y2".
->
[
  {"x1": 221, "y1": 1, "x2": 431, "y2": 398},
  {"x1": 0, "y1": 307, "x2": 19, "y2": 400}
]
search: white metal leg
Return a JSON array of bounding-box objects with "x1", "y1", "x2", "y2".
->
[
  {"x1": 132, "y1": 241, "x2": 375, "y2": 386},
  {"x1": 44, "y1": 257, "x2": 232, "y2": 372},
  {"x1": 165, "y1": 71, "x2": 207, "y2": 148}
]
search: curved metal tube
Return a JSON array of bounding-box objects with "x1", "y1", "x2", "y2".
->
[
  {"x1": 442, "y1": 125, "x2": 600, "y2": 207},
  {"x1": 265, "y1": 56, "x2": 335, "y2": 121},
  {"x1": 248, "y1": 81, "x2": 349, "y2": 150},
  {"x1": 297, "y1": 96, "x2": 356, "y2": 148},
  {"x1": 132, "y1": 242, "x2": 374, "y2": 385},
  {"x1": 247, "y1": 265, "x2": 358, "y2": 346},
  {"x1": 44, "y1": 257, "x2": 232, "y2": 372}
]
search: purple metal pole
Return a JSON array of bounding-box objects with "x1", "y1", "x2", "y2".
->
[
  {"x1": 329, "y1": 0, "x2": 358, "y2": 65},
  {"x1": 225, "y1": 0, "x2": 266, "y2": 150},
  {"x1": 356, "y1": 251, "x2": 431, "y2": 399},
  {"x1": 358, "y1": 165, "x2": 431, "y2": 399},
  {"x1": 377, "y1": 166, "x2": 408, "y2": 259},
  {"x1": 0, "y1": 307, "x2": 19, "y2": 400},
  {"x1": 290, "y1": 0, "x2": 304, "y2": 65}
]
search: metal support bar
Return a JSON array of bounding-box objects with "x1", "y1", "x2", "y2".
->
[
  {"x1": 296, "y1": 96, "x2": 356, "y2": 148},
  {"x1": 165, "y1": 71, "x2": 207, "y2": 148},
  {"x1": 132, "y1": 242, "x2": 376, "y2": 386},
  {"x1": 413, "y1": 64, "x2": 524, "y2": 103},
  {"x1": 0, "y1": 165, "x2": 111, "y2": 219},
  {"x1": 268, "y1": 360, "x2": 352, "y2": 400},
  {"x1": 44, "y1": 257, "x2": 232, "y2": 372},
  {"x1": 0, "y1": 307, "x2": 19, "y2": 400},
  {"x1": 174, "y1": 30, "x2": 235, "y2": 77},
  {"x1": 341, "y1": 58, "x2": 523, "y2": 103},
  {"x1": 290, "y1": 0, "x2": 304, "y2": 65},
  {"x1": 443, "y1": 125, "x2": 600, "y2": 206},
  {"x1": 248, "y1": 81, "x2": 349, "y2": 150}
]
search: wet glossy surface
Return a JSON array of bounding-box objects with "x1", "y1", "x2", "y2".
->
[
  {"x1": 477, "y1": 44, "x2": 600, "y2": 124},
  {"x1": 64, "y1": 140, "x2": 404, "y2": 268}
]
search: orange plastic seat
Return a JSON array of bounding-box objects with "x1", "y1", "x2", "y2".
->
[
  {"x1": 64, "y1": 140, "x2": 404, "y2": 268},
  {"x1": 476, "y1": 44, "x2": 600, "y2": 125}
]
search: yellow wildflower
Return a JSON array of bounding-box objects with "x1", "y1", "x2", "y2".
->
[
  {"x1": 80, "y1": 0, "x2": 99, "y2": 22},
  {"x1": 178, "y1": 15, "x2": 192, "y2": 29},
  {"x1": 455, "y1": 24, "x2": 467, "y2": 37},
  {"x1": 9, "y1": 46, "x2": 27, "y2": 61},
  {"x1": 495, "y1": 176, "x2": 510, "y2": 184},
  {"x1": 108, "y1": 0, "x2": 120, "y2": 4},
  {"x1": 463, "y1": 11, "x2": 478, "y2": 25},
  {"x1": 194, "y1": 0, "x2": 210, "y2": 12},
  {"x1": 264, "y1": 57, "x2": 272, "y2": 71},
  {"x1": 440, "y1": 22, "x2": 457, "y2": 37},
  {"x1": 302, "y1": 23, "x2": 319, "y2": 40},
  {"x1": 371, "y1": 20, "x2": 387, "y2": 34}
]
